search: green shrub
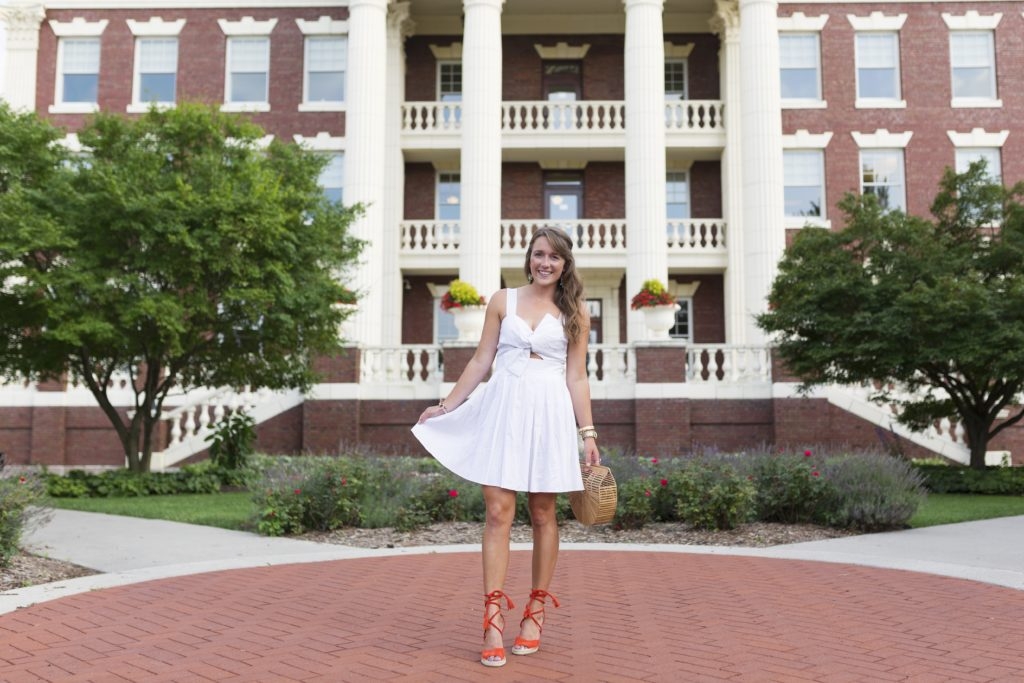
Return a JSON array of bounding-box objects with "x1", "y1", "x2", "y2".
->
[
  {"x1": 912, "y1": 463, "x2": 1024, "y2": 495},
  {"x1": 613, "y1": 477, "x2": 655, "y2": 529},
  {"x1": 745, "y1": 450, "x2": 830, "y2": 523},
  {"x1": 817, "y1": 453, "x2": 926, "y2": 530},
  {"x1": 0, "y1": 474, "x2": 51, "y2": 567},
  {"x1": 45, "y1": 464, "x2": 221, "y2": 498},
  {"x1": 670, "y1": 460, "x2": 755, "y2": 531},
  {"x1": 206, "y1": 411, "x2": 256, "y2": 480}
]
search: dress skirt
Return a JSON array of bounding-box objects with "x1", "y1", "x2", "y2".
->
[{"x1": 412, "y1": 358, "x2": 584, "y2": 493}]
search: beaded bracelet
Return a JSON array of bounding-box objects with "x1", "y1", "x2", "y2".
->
[
  {"x1": 438, "y1": 399, "x2": 448, "y2": 414},
  {"x1": 579, "y1": 428, "x2": 598, "y2": 441}
]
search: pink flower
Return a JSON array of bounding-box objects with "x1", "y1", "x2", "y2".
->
[
  {"x1": 812, "y1": 471, "x2": 820, "y2": 477},
  {"x1": 448, "y1": 489, "x2": 458, "y2": 498},
  {"x1": 341, "y1": 477, "x2": 347, "y2": 486},
  {"x1": 660, "y1": 478, "x2": 668, "y2": 487},
  {"x1": 650, "y1": 457, "x2": 659, "y2": 464},
  {"x1": 804, "y1": 450, "x2": 813, "y2": 457},
  {"x1": 293, "y1": 489, "x2": 301, "y2": 495},
  {"x1": 644, "y1": 490, "x2": 651, "y2": 497}
]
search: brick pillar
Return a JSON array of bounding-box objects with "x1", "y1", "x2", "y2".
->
[
  {"x1": 312, "y1": 347, "x2": 362, "y2": 383},
  {"x1": 29, "y1": 407, "x2": 67, "y2": 466},
  {"x1": 441, "y1": 344, "x2": 483, "y2": 383},
  {"x1": 634, "y1": 343, "x2": 690, "y2": 455}
]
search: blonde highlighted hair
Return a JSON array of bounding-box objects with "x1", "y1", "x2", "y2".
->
[{"x1": 523, "y1": 226, "x2": 587, "y2": 343}]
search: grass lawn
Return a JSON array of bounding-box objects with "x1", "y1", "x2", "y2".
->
[
  {"x1": 909, "y1": 494, "x2": 1024, "y2": 528},
  {"x1": 45, "y1": 492, "x2": 255, "y2": 531}
]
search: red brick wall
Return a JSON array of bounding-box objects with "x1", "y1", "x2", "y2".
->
[
  {"x1": 502, "y1": 163, "x2": 544, "y2": 218},
  {"x1": 672, "y1": 273, "x2": 725, "y2": 343},
  {"x1": 402, "y1": 275, "x2": 451, "y2": 344},
  {"x1": 690, "y1": 160, "x2": 722, "y2": 218},
  {"x1": 780, "y1": 3, "x2": 1024, "y2": 227},
  {"x1": 255, "y1": 405, "x2": 304, "y2": 455},
  {"x1": 634, "y1": 398, "x2": 692, "y2": 457},
  {"x1": 0, "y1": 407, "x2": 32, "y2": 465},
  {"x1": 690, "y1": 400, "x2": 775, "y2": 451},
  {"x1": 404, "y1": 163, "x2": 437, "y2": 220},
  {"x1": 665, "y1": 33, "x2": 721, "y2": 100},
  {"x1": 583, "y1": 162, "x2": 625, "y2": 217},
  {"x1": 38, "y1": 7, "x2": 347, "y2": 139},
  {"x1": 65, "y1": 407, "x2": 126, "y2": 466}
]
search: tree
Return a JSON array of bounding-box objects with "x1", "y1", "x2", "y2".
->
[
  {"x1": 0, "y1": 103, "x2": 363, "y2": 471},
  {"x1": 757, "y1": 162, "x2": 1024, "y2": 469}
]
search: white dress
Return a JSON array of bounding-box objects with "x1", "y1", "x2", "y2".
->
[{"x1": 411, "y1": 288, "x2": 584, "y2": 493}]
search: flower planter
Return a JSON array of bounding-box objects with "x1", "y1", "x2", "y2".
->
[
  {"x1": 640, "y1": 303, "x2": 680, "y2": 341},
  {"x1": 449, "y1": 305, "x2": 487, "y2": 342}
]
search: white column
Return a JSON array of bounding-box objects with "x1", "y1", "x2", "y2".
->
[
  {"x1": 381, "y1": 2, "x2": 412, "y2": 346},
  {"x1": 623, "y1": 0, "x2": 667, "y2": 342},
  {"x1": 459, "y1": 0, "x2": 504, "y2": 299},
  {"x1": 712, "y1": 0, "x2": 746, "y2": 344},
  {"x1": 739, "y1": 0, "x2": 785, "y2": 344},
  {"x1": 345, "y1": 0, "x2": 390, "y2": 346},
  {"x1": 0, "y1": 2, "x2": 46, "y2": 111}
]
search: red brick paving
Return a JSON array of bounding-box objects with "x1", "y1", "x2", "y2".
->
[{"x1": 1, "y1": 550, "x2": 1023, "y2": 682}]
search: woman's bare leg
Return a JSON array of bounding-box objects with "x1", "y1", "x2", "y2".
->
[
  {"x1": 516, "y1": 492, "x2": 558, "y2": 645},
  {"x1": 482, "y1": 485, "x2": 516, "y2": 658}
]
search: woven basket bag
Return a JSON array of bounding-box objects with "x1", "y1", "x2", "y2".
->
[{"x1": 568, "y1": 464, "x2": 617, "y2": 525}]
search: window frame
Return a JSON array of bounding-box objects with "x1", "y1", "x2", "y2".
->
[
  {"x1": 436, "y1": 172, "x2": 461, "y2": 221},
  {"x1": 131, "y1": 36, "x2": 179, "y2": 110},
  {"x1": 664, "y1": 58, "x2": 688, "y2": 100},
  {"x1": 859, "y1": 149, "x2": 906, "y2": 213},
  {"x1": 854, "y1": 31, "x2": 905, "y2": 108},
  {"x1": 437, "y1": 60, "x2": 463, "y2": 102},
  {"x1": 666, "y1": 170, "x2": 691, "y2": 221},
  {"x1": 301, "y1": 35, "x2": 347, "y2": 110},
  {"x1": 668, "y1": 297, "x2": 693, "y2": 342},
  {"x1": 318, "y1": 152, "x2": 345, "y2": 204},
  {"x1": 783, "y1": 149, "x2": 826, "y2": 224},
  {"x1": 224, "y1": 36, "x2": 271, "y2": 110},
  {"x1": 779, "y1": 32, "x2": 823, "y2": 106},
  {"x1": 949, "y1": 30, "x2": 1000, "y2": 107},
  {"x1": 54, "y1": 37, "x2": 102, "y2": 111}
]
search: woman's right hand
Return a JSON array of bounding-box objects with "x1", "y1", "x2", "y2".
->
[{"x1": 417, "y1": 405, "x2": 447, "y2": 424}]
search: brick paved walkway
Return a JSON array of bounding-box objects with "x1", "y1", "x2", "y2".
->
[{"x1": 1, "y1": 550, "x2": 1023, "y2": 682}]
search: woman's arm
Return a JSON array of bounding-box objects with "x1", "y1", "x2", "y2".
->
[
  {"x1": 416, "y1": 289, "x2": 506, "y2": 423},
  {"x1": 566, "y1": 309, "x2": 600, "y2": 466}
]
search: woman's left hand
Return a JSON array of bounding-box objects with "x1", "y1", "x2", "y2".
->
[
  {"x1": 582, "y1": 439, "x2": 600, "y2": 467},
  {"x1": 417, "y1": 405, "x2": 447, "y2": 424}
]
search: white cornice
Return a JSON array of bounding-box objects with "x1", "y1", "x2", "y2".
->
[
  {"x1": 218, "y1": 17, "x2": 278, "y2": 36},
  {"x1": 851, "y1": 129, "x2": 912, "y2": 148},
  {"x1": 429, "y1": 42, "x2": 463, "y2": 60},
  {"x1": 942, "y1": 11, "x2": 1002, "y2": 30},
  {"x1": 847, "y1": 12, "x2": 907, "y2": 31},
  {"x1": 534, "y1": 42, "x2": 591, "y2": 60},
  {"x1": 126, "y1": 18, "x2": 186, "y2": 37},
  {"x1": 49, "y1": 17, "x2": 108, "y2": 36},
  {"x1": 296, "y1": 16, "x2": 349, "y2": 35},
  {"x1": 664, "y1": 41, "x2": 694, "y2": 59},
  {"x1": 778, "y1": 12, "x2": 828, "y2": 32},
  {"x1": 782, "y1": 130, "x2": 833, "y2": 149},
  {"x1": 946, "y1": 128, "x2": 1009, "y2": 148},
  {"x1": 293, "y1": 132, "x2": 345, "y2": 151}
]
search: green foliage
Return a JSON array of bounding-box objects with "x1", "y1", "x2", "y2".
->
[
  {"x1": 0, "y1": 474, "x2": 51, "y2": 567},
  {"x1": 669, "y1": 461, "x2": 756, "y2": 531},
  {"x1": 630, "y1": 279, "x2": 676, "y2": 309},
  {"x1": 912, "y1": 463, "x2": 1024, "y2": 495},
  {"x1": 47, "y1": 492, "x2": 254, "y2": 530},
  {"x1": 816, "y1": 452, "x2": 926, "y2": 530},
  {"x1": 744, "y1": 450, "x2": 830, "y2": 523},
  {"x1": 614, "y1": 477, "x2": 655, "y2": 529},
  {"x1": 206, "y1": 411, "x2": 256, "y2": 478},
  {"x1": 0, "y1": 102, "x2": 364, "y2": 472},
  {"x1": 45, "y1": 463, "x2": 221, "y2": 498},
  {"x1": 757, "y1": 161, "x2": 1024, "y2": 469},
  {"x1": 910, "y1": 493, "x2": 1024, "y2": 528}
]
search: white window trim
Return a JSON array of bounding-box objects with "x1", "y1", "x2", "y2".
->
[
  {"x1": 126, "y1": 18, "x2": 186, "y2": 37},
  {"x1": 293, "y1": 132, "x2": 345, "y2": 152},
  {"x1": 217, "y1": 17, "x2": 277, "y2": 37},
  {"x1": 222, "y1": 34, "x2": 272, "y2": 113},
  {"x1": 778, "y1": 12, "x2": 828, "y2": 32},
  {"x1": 946, "y1": 128, "x2": 1009, "y2": 148},
  {"x1": 781, "y1": 134, "x2": 831, "y2": 229},
  {"x1": 779, "y1": 31, "x2": 826, "y2": 110},
  {"x1": 851, "y1": 129, "x2": 912, "y2": 149},
  {"x1": 49, "y1": 17, "x2": 108, "y2": 37},
  {"x1": 667, "y1": 283, "x2": 698, "y2": 342},
  {"x1": 534, "y1": 42, "x2": 591, "y2": 60},
  {"x1": 665, "y1": 169, "x2": 691, "y2": 220},
  {"x1": 299, "y1": 34, "x2": 347, "y2": 112},
  {"x1": 50, "y1": 31, "x2": 105, "y2": 114},
  {"x1": 858, "y1": 149, "x2": 907, "y2": 213},
  {"x1": 127, "y1": 35, "x2": 181, "y2": 113},
  {"x1": 941, "y1": 12, "x2": 1002, "y2": 31},
  {"x1": 436, "y1": 60, "x2": 461, "y2": 101},
  {"x1": 435, "y1": 171, "x2": 461, "y2": 221},
  {"x1": 664, "y1": 57, "x2": 688, "y2": 100},
  {"x1": 847, "y1": 12, "x2": 907, "y2": 32},
  {"x1": 853, "y1": 30, "x2": 906, "y2": 109},
  {"x1": 296, "y1": 16, "x2": 349, "y2": 35},
  {"x1": 429, "y1": 42, "x2": 463, "y2": 60},
  {"x1": 948, "y1": 30, "x2": 1001, "y2": 109}
]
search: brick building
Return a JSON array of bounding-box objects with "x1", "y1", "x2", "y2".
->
[{"x1": 0, "y1": 0, "x2": 1021, "y2": 468}]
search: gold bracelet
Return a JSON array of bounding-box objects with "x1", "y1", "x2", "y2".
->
[
  {"x1": 579, "y1": 428, "x2": 598, "y2": 441},
  {"x1": 438, "y1": 399, "x2": 448, "y2": 414},
  {"x1": 577, "y1": 425, "x2": 595, "y2": 434}
]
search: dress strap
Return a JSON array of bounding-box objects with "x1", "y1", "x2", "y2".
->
[{"x1": 507, "y1": 287, "x2": 517, "y2": 318}]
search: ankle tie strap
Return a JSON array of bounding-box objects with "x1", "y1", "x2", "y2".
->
[
  {"x1": 528, "y1": 589, "x2": 560, "y2": 608},
  {"x1": 483, "y1": 590, "x2": 515, "y2": 633}
]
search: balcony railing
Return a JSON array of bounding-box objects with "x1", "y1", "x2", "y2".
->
[
  {"x1": 400, "y1": 219, "x2": 727, "y2": 257},
  {"x1": 401, "y1": 100, "x2": 725, "y2": 135}
]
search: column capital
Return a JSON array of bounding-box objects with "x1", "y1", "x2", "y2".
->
[
  {"x1": 388, "y1": 1, "x2": 415, "y2": 39},
  {"x1": 623, "y1": 0, "x2": 665, "y2": 10},
  {"x1": 710, "y1": 0, "x2": 740, "y2": 36},
  {"x1": 0, "y1": 2, "x2": 45, "y2": 44}
]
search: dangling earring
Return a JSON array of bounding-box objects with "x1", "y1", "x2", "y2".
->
[
  {"x1": 528, "y1": 274, "x2": 534, "y2": 284},
  {"x1": 558, "y1": 278, "x2": 564, "y2": 288}
]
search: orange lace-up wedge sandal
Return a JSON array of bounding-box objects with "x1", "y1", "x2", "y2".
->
[
  {"x1": 511, "y1": 589, "x2": 560, "y2": 656},
  {"x1": 481, "y1": 590, "x2": 515, "y2": 667}
]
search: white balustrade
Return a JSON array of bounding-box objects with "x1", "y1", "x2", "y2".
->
[
  {"x1": 686, "y1": 345, "x2": 772, "y2": 384},
  {"x1": 587, "y1": 345, "x2": 635, "y2": 384},
  {"x1": 501, "y1": 220, "x2": 627, "y2": 254},
  {"x1": 502, "y1": 101, "x2": 625, "y2": 132},
  {"x1": 161, "y1": 387, "x2": 262, "y2": 452},
  {"x1": 360, "y1": 346, "x2": 440, "y2": 385},
  {"x1": 400, "y1": 221, "x2": 461, "y2": 253},
  {"x1": 402, "y1": 102, "x2": 461, "y2": 131},
  {"x1": 666, "y1": 220, "x2": 727, "y2": 252},
  {"x1": 665, "y1": 100, "x2": 724, "y2": 131}
]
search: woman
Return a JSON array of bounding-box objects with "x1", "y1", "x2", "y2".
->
[{"x1": 412, "y1": 226, "x2": 600, "y2": 668}]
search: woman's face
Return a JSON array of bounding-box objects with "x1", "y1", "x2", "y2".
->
[{"x1": 529, "y1": 235, "x2": 565, "y2": 286}]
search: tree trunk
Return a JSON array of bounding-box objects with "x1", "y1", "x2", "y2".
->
[{"x1": 963, "y1": 415, "x2": 990, "y2": 470}]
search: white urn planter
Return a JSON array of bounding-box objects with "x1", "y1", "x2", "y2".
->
[
  {"x1": 640, "y1": 303, "x2": 680, "y2": 341},
  {"x1": 449, "y1": 305, "x2": 487, "y2": 342}
]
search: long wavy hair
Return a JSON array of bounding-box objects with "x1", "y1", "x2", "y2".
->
[{"x1": 523, "y1": 226, "x2": 587, "y2": 343}]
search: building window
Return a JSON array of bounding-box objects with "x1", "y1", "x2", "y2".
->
[
  {"x1": 544, "y1": 173, "x2": 583, "y2": 222},
  {"x1": 134, "y1": 37, "x2": 177, "y2": 105},
  {"x1": 666, "y1": 172, "x2": 690, "y2": 220},
  {"x1": 779, "y1": 33, "x2": 821, "y2": 101},
  {"x1": 304, "y1": 36, "x2": 346, "y2": 104},
  {"x1": 438, "y1": 61, "x2": 462, "y2": 101},
  {"x1": 955, "y1": 148, "x2": 1001, "y2": 183},
  {"x1": 435, "y1": 294, "x2": 459, "y2": 343},
  {"x1": 950, "y1": 32, "x2": 997, "y2": 102},
  {"x1": 227, "y1": 37, "x2": 270, "y2": 105},
  {"x1": 664, "y1": 59, "x2": 687, "y2": 100},
  {"x1": 860, "y1": 150, "x2": 905, "y2": 212},
  {"x1": 783, "y1": 150, "x2": 825, "y2": 218},
  {"x1": 437, "y1": 173, "x2": 461, "y2": 221},
  {"x1": 669, "y1": 298, "x2": 692, "y2": 341},
  {"x1": 319, "y1": 153, "x2": 344, "y2": 204},
  {"x1": 58, "y1": 38, "x2": 101, "y2": 104},
  {"x1": 855, "y1": 32, "x2": 901, "y2": 102}
]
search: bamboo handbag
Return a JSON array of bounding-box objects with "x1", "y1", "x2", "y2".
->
[{"x1": 569, "y1": 464, "x2": 617, "y2": 525}]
